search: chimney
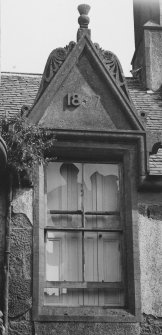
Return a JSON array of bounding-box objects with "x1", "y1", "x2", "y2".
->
[{"x1": 132, "y1": 0, "x2": 162, "y2": 91}]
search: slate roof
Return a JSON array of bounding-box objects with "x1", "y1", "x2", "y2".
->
[
  {"x1": 127, "y1": 78, "x2": 162, "y2": 131},
  {"x1": 0, "y1": 72, "x2": 162, "y2": 175},
  {"x1": 0, "y1": 73, "x2": 41, "y2": 118}
]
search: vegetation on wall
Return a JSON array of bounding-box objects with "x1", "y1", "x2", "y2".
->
[{"x1": 0, "y1": 113, "x2": 55, "y2": 186}]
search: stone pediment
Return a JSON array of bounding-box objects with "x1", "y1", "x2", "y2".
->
[{"x1": 28, "y1": 33, "x2": 145, "y2": 132}]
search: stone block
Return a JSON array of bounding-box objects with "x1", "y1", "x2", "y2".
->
[
  {"x1": 34, "y1": 322, "x2": 140, "y2": 335},
  {"x1": 12, "y1": 189, "x2": 33, "y2": 224},
  {"x1": 9, "y1": 321, "x2": 33, "y2": 335}
]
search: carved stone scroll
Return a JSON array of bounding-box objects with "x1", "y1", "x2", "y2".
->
[
  {"x1": 94, "y1": 43, "x2": 130, "y2": 101},
  {"x1": 34, "y1": 41, "x2": 76, "y2": 105},
  {"x1": 33, "y1": 40, "x2": 130, "y2": 107}
]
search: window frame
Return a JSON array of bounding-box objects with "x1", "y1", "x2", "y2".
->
[{"x1": 33, "y1": 135, "x2": 141, "y2": 322}]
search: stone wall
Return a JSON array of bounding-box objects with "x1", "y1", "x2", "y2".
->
[
  {"x1": 34, "y1": 322, "x2": 140, "y2": 335},
  {"x1": 140, "y1": 314, "x2": 162, "y2": 334},
  {"x1": 138, "y1": 196, "x2": 162, "y2": 316},
  {"x1": 8, "y1": 189, "x2": 33, "y2": 335},
  {"x1": 0, "y1": 189, "x2": 6, "y2": 312},
  {"x1": 138, "y1": 193, "x2": 162, "y2": 334}
]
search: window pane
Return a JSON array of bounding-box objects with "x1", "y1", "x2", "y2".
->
[
  {"x1": 47, "y1": 214, "x2": 82, "y2": 228},
  {"x1": 46, "y1": 231, "x2": 82, "y2": 281},
  {"x1": 44, "y1": 288, "x2": 124, "y2": 307},
  {"x1": 98, "y1": 288, "x2": 124, "y2": 306},
  {"x1": 85, "y1": 214, "x2": 120, "y2": 229},
  {"x1": 47, "y1": 162, "x2": 82, "y2": 210},
  {"x1": 46, "y1": 231, "x2": 122, "y2": 283},
  {"x1": 44, "y1": 287, "x2": 84, "y2": 306},
  {"x1": 45, "y1": 230, "x2": 83, "y2": 306},
  {"x1": 83, "y1": 288, "x2": 124, "y2": 307},
  {"x1": 83, "y1": 164, "x2": 119, "y2": 212},
  {"x1": 85, "y1": 232, "x2": 122, "y2": 282}
]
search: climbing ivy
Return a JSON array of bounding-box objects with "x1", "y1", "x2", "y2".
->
[{"x1": 0, "y1": 113, "x2": 55, "y2": 185}]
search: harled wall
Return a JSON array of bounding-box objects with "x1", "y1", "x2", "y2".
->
[{"x1": 0, "y1": 188, "x2": 161, "y2": 334}]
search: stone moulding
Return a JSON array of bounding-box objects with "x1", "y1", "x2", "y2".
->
[
  {"x1": 32, "y1": 38, "x2": 131, "y2": 108},
  {"x1": 33, "y1": 41, "x2": 76, "y2": 105},
  {"x1": 138, "y1": 174, "x2": 162, "y2": 192},
  {"x1": 45, "y1": 128, "x2": 148, "y2": 188},
  {"x1": 28, "y1": 33, "x2": 145, "y2": 132},
  {"x1": 45, "y1": 128, "x2": 162, "y2": 192},
  {"x1": 94, "y1": 43, "x2": 131, "y2": 101}
]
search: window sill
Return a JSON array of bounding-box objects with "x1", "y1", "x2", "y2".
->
[{"x1": 33, "y1": 306, "x2": 141, "y2": 323}]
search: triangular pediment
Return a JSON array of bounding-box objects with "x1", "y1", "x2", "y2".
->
[{"x1": 28, "y1": 33, "x2": 145, "y2": 132}]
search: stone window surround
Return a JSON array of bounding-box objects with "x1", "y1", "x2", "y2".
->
[{"x1": 32, "y1": 132, "x2": 142, "y2": 323}]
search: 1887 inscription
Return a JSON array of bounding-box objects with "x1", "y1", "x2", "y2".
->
[{"x1": 67, "y1": 93, "x2": 100, "y2": 108}]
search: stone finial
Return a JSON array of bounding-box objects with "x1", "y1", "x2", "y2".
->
[
  {"x1": 78, "y1": 4, "x2": 90, "y2": 28},
  {"x1": 77, "y1": 4, "x2": 91, "y2": 41}
]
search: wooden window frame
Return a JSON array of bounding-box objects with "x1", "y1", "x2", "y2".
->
[{"x1": 33, "y1": 135, "x2": 142, "y2": 322}]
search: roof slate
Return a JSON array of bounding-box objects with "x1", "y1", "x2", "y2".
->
[
  {"x1": 0, "y1": 73, "x2": 41, "y2": 118},
  {"x1": 0, "y1": 72, "x2": 162, "y2": 175},
  {"x1": 127, "y1": 78, "x2": 162, "y2": 131}
]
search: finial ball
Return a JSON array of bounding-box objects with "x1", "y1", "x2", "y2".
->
[
  {"x1": 78, "y1": 4, "x2": 91, "y2": 16},
  {"x1": 78, "y1": 14, "x2": 90, "y2": 28}
]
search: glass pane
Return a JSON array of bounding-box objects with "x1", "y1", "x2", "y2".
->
[
  {"x1": 44, "y1": 287, "x2": 84, "y2": 306},
  {"x1": 83, "y1": 288, "x2": 124, "y2": 307},
  {"x1": 85, "y1": 232, "x2": 122, "y2": 282},
  {"x1": 47, "y1": 214, "x2": 82, "y2": 228},
  {"x1": 84, "y1": 164, "x2": 119, "y2": 212},
  {"x1": 85, "y1": 214, "x2": 120, "y2": 229},
  {"x1": 98, "y1": 288, "x2": 124, "y2": 306},
  {"x1": 46, "y1": 231, "x2": 82, "y2": 282},
  {"x1": 47, "y1": 162, "x2": 82, "y2": 210},
  {"x1": 44, "y1": 287, "x2": 124, "y2": 307}
]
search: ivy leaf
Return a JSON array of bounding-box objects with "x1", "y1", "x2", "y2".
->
[{"x1": 0, "y1": 113, "x2": 55, "y2": 186}]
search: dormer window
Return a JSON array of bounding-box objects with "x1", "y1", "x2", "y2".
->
[{"x1": 31, "y1": 5, "x2": 144, "y2": 323}]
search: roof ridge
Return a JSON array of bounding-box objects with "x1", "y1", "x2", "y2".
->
[{"x1": 1, "y1": 71, "x2": 42, "y2": 77}]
